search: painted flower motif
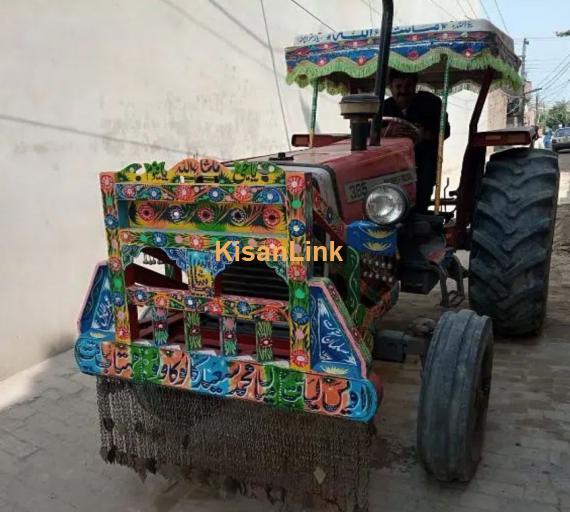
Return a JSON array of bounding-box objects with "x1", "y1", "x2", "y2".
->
[
  {"x1": 234, "y1": 185, "x2": 252, "y2": 203},
  {"x1": 291, "y1": 349, "x2": 308, "y2": 367},
  {"x1": 208, "y1": 188, "x2": 224, "y2": 202},
  {"x1": 189, "y1": 235, "x2": 205, "y2": 250},
  {"x1": 156, "y1": 321, "x2": 165, "y2": 330},
  {"x1": 259, "y1": 336, "x2": 272, "y2": 347},
  {"x1": 407, "y1": 50, "x2": 420, "y2": 60},
  {"x1": 357, "y1": 56, "x2": 367, "y2": 66},
  {"x1": 147, "y1": 187, "x2": 162, "y2": 200},
  {"x1": 291, "y1": 306, "x2": 309, "y2": 325},
  {"x1": 152, "y1": 232, "x2": 168, "y2": 247},
  {"x1": 230, "y1": 208, "x2": 247, "y2": 226},
  {"x1": 224, "y1": 330, "x2": 235, "y2": 340},
  {"x1": 100, "y1": 174, "x2": 114, "y2": 192},
  {"x1": 261, "y1": 307, "x2": 280, "y2": 322},
  {"x1": 137, "y1": 203, "x2": 156, "y2": 222},
  {"x1": 288, "y1": 219, "x2": 306, "y2": 237},
  {"x1": 185, "y1": 296, "x2": 196, "y2": 309},
  {"x1": 286, "y1": 176, "x2": 304, "y2": 195},
  {"x1": 120, "y1": 230, "x2": 134, "y2": 244},
  {"x1": 263, "y1": 206, "x2": 283, "y2": 228},
  {"x1": 237, "y1": 301, "x2": 251, "y2": 315},
  {"x1": 254, "y1": 188, "x2": 280, "y2": 204},
  {"x1": 122, "y1": 184, "x2": 137, "y2": 199},
  {"x1": 105, "y1": 214, "x2": 119, "y2": 229},
  {"x1": 108, "y1": 257, "x2": 122, "y2": 272},
  {"x1": 154, "y1": 295, "x2": 168, "y2": 308},
  {"x1": 317, "y1": 57, "x2": 327, "y2": 66},
  {"x1": 116, "y1": 310, "x2": 126, "y2": 321},
  {"x1": 294, "y1": 328, "x2": 305, "y2": 341},
  {"x1": 166, "y1": 205, "x2": 184, "y2": 223},
  {"x1": 197, "y1": 207, "x2": 215, "y2": 224},
  {"x1": 262, "y1": 238, "x2": 282, "y2": 253},
  {"x1": 116, "y1": 326, "x2": 129, "y2": 339},
  {"x1": 207, "y1": 300, "x2": 223, "y2": 315},
  {"x1": 134, "y1": 289, "x2": 148, "y2": 302},
  {"x1": 111, "y1": 292, "x2": 124, "y2": 306},
  {"x1": 464, "y1": 48, "x2": 474, "y2": 58},
  {"x1": 288, "y1": 264, "x2": 307, "y2": 281},
  {"x1": 175, "y1": 234, "x2": 184, "y2": 244},
  {"x1": 175, "y1": 185, "x2": 194, "y2": 201},
  {"x1": 189, "y1": 325, "x2": 200, "y2": 335}
]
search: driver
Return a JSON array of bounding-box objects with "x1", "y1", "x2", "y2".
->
[{"x1": 383, "y1": 70, "x2": 450, "y2": 213}]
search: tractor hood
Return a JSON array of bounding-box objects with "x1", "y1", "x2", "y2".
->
[{"x1": 239, "y1": 137, "x2": 416, "y2": 223}]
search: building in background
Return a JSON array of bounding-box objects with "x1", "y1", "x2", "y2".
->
[{"x1": 0, "y1": 0, "x2": 510, "y2": 379}]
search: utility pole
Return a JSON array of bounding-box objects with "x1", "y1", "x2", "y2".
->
[{"x1": 518, "y1": 38, "x2": 529, "y2": 126}]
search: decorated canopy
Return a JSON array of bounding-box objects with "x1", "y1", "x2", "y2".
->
[{"x1": 285, "y1": 19, "x2": 522, "y2": 95}]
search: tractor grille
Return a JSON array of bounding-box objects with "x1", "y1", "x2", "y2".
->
[
  {"x1": 220, "y1": 259, "x2": 325, "y2": 301},
  {"x1": 220, "y1": 260, "x2": 289, "y2": 300}
]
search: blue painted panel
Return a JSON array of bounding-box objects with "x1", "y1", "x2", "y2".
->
[
  {"x1": 347, "y1": 221, "x2": 397, "y2": 256},
  {"x1": 309, "y1": 286, "x2": 360, "y2": 379}
]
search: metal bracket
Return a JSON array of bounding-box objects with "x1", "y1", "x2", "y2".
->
[{"x1": 431, "y1": 254, "x2": 465, "y2": 308}]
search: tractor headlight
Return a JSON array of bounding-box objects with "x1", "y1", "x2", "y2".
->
[{"x1": 364, "y1": 184, "x2": 408, "y2": 225}]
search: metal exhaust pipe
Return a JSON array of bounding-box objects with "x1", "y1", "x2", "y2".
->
[{"x1": 369, "y1": 0, "x2": 394, "y2": 146}]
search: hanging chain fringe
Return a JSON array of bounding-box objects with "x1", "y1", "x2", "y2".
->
[{"x1": 96, "y1": 376, "x2": 374, "y2": 511}]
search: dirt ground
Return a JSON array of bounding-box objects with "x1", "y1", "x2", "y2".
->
[{"x1": 0, "y1": 153, "x2": 568, "y2": 512}]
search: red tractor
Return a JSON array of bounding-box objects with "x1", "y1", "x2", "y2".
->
[{"x1": 75, "y1": 2, "x2": 559, "y2": 510}]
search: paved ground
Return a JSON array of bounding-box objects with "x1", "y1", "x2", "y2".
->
[{"x1": 0, "y1": 154, "x2": 569, "y2": 512}]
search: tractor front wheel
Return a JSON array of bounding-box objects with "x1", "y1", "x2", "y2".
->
[
  {"x1": 468, "y1": 148, "x2": 559, "y2": 335},
  {"x1": 417, "y1": 310, "x2": 493, "y2": 482}
]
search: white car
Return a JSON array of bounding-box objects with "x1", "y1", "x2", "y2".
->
[{"x1": 552, "y1": 127, "x2": 570, "y2": 152}]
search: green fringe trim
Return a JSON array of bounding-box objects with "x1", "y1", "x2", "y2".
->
[{"x1": 286, "y1": 47, "x2": 522, "y2": 96}]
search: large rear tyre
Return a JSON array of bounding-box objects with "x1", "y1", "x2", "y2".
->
[
  {"x1": 469, "y1": 148, "x2": 559, "y2": 335},
  {"x1": 417, "y1": 310, "x2": 493, "y2": 482}
]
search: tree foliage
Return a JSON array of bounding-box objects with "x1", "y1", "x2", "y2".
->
[{"x1": 542, "y1": 101, "x2": 570, "y2": 129}]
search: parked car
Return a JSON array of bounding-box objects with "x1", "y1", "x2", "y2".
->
[{"x1": 552, "y1": 127, "x2": 570, "y2": 152}]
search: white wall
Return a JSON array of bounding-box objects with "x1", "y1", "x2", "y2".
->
[{"x1": 0, "y1": 0, "x2": 498, "y2": 380}]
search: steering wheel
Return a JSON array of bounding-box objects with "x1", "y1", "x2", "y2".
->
[{"x1": 381, "y1": 116, "x2": 421, "y2": 144}]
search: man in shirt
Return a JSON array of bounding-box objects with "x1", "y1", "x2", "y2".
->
[{"x1": 383, "y1": 70, "x2": 451, "y2": 213}]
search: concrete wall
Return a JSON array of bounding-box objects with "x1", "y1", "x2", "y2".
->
[{"x1": 0, "y1": 0, "x2": 499, "y2": 380}]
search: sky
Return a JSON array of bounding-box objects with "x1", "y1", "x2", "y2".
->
[{"x1": 480, "y1": 0, "x2": 570, "y2": 105}]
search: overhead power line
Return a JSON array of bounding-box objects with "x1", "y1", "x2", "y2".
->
[
  {"x1": 537, "y1": 53, "x2": 570, "y2": 87},
  {"x1": 427, "y1": 0, "x2": 458, "y2": 21},
  {"x1": 492, "y1": 0, "x2": 508, "y2": 32},
  {"x1": 454, "y1": 0, "x2": 472, "y2": 19},
  {"x1": 289, "y1": 0, "x2": 335, "y2": 32},
  {"x1": 480, "y1": 0, "x2": 492, "y2": 21},
  {"x1": 464, "y1": 0, "x2": 479, "y2": 18},
  {"x1": 541, "y1": 63, "x2": 570, "y2": 93}
]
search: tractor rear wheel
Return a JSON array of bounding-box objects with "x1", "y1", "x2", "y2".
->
[
  {"x1": 469, "y1": 148, "x2": 559, "y2": 335},
  {"x1": 417, "y1": 310, "x2": 493, "y2": 482}
]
